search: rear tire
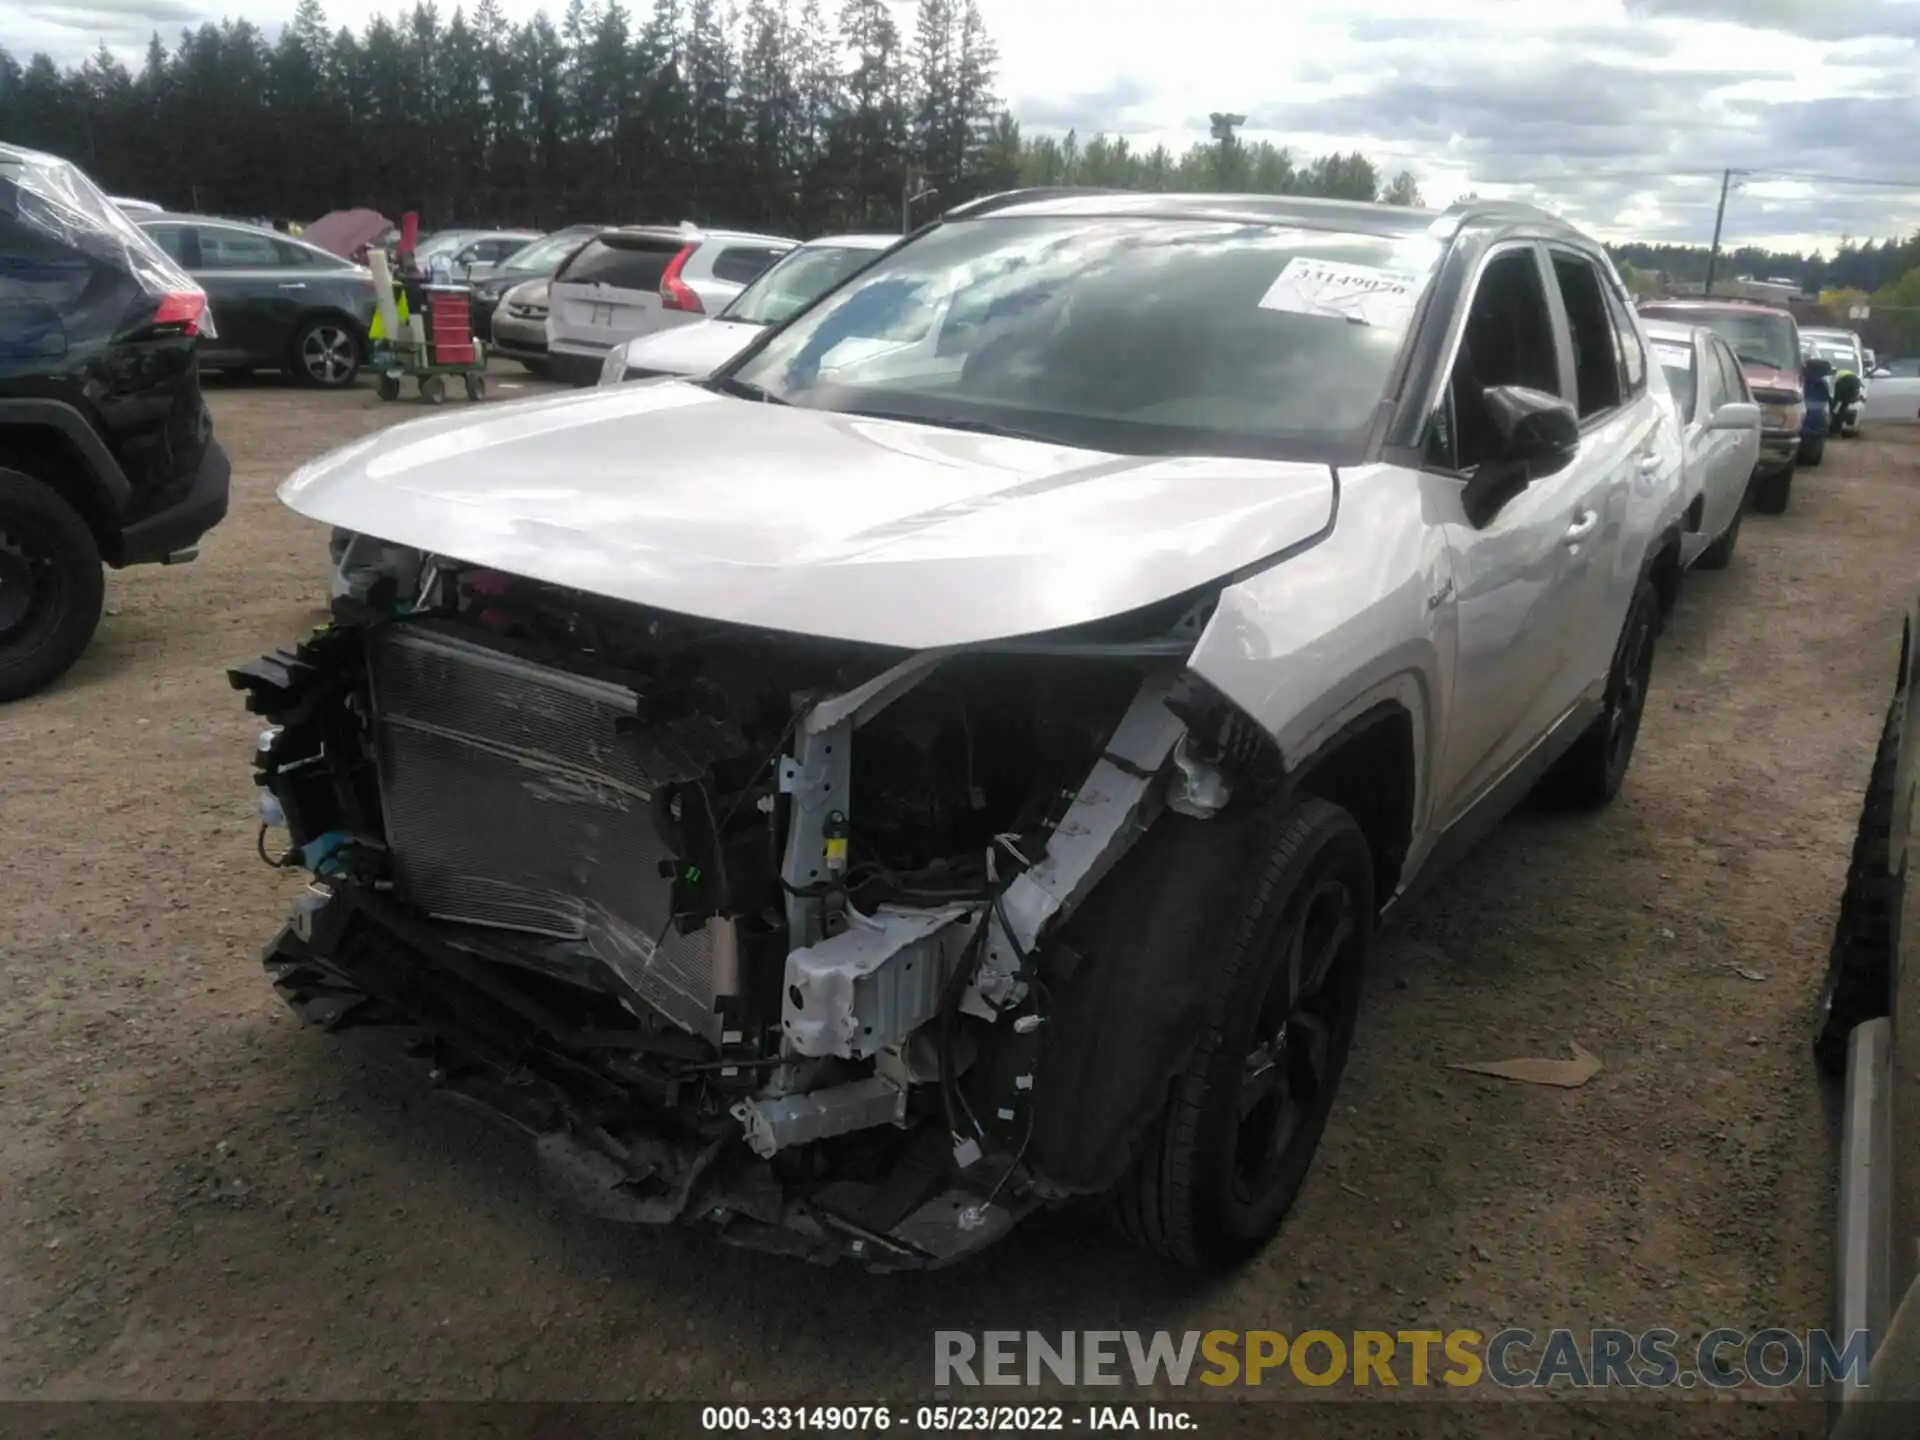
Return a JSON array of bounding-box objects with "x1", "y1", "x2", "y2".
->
[
  {"x1": 1539, "y1": 578, "x2": 1659, "y2": 810},
  {"x1": 0, "y1": 467, "x2": 106, "y2": 703},
  {"x1": 1799, "y1": 434, "x2": 1825, "y2": 467},
  {"x1": 463, "y1": 373, "x2": 486, "y2": 402},
  {"x1": 1814, "y1": 683, "x2": 1905, "y2": 1075},
  {"x1": 419, "y1": 374, "x2": 446, "y2": 405},
  {"x1": 376, "y1": 374, "x2": 401, "y2": 402},
  {"x1": 1752, "y1": 465, "x2": 1793, "y2": 515},
  {"x1": 1111, "y1": 798, "x2": 1373, "y2": 1270}
]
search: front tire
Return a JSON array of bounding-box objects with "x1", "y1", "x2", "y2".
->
[
  {"x1": 1539, "y1": 577, "x2": 1659, "y2": 810},
  {"x1": 1111, "y1": 798, "x2": 1373, "y2": 1270},
  {"x1": 1753, "y1": 465, "x2": 1793, "y2": 515},
  {"x1": 0, "y1": 467, "x2": 106, "y2": 703},
  {"x1": 292, "y1": 318, "x2": 361, "y2": 389}
]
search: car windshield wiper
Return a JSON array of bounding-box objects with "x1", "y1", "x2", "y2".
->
[{"x1": 700, "y1": 374, "x2": 788, "y2": 405}]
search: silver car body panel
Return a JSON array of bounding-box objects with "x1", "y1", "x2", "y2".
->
[
  {"x1": 283, "y1": 208, "x2": 1686, "y2": 911},
  {"x1": 1643, "y1": 320, "x2": 1762, "y2": 567},
  {"x1": 278, "y1": 381, "x2": 1340, "y2": 652},
  {"x1": 608, "y1": 317, "x2": 762, "y2": 380}
]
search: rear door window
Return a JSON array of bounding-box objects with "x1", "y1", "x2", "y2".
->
[
  {"x1": 556, "y1": 235, "x2": 682, "y2": 291},
  {"x1": 144, "y1": 224, "x2": 199, "y2": 268},
  {"x1": 710, "y1": 245, "x2": 789, "y2": 286},
  {"x1": 1549, "y1": 252, "x2": 1624, "y2": 419},
  {"x1": 197, "y1": 228, "x2": 281, "y2": 268}
]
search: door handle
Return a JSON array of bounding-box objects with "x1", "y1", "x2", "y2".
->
[
  {"x1": 1564, "y1": 509, "x2": 1600, "y2": 544},
  {"x1": 1637, "y1": 452, "x2": 1662, "y2": 475},
  {"x1": 278, "y1": 282, "x2": 307, "y2": 290}
]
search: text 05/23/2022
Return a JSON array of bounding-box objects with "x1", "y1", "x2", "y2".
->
[{"x1": 701, "y1": 1405, "x2": 1198, "y2": 1431}]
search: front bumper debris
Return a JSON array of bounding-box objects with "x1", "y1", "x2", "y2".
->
[{"x1": 265, "y1": 882, "x2": 1030, "y2": 1270}]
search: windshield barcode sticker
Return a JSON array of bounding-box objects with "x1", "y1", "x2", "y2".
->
[{"x1": 1257, "y1": 257, "x2": 1422, "y2": 329}]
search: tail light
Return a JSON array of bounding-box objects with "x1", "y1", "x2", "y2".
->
[
  {"x1": 660, "y1": 246, "x2": 703, "y2": 314},
  {"x1": 150, "y1": 287, "x2": 211, "y2": 338}
]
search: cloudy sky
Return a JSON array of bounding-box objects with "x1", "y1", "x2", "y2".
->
[{"x1": 8, "y1": 0, "x2": 1919, "y2": 252}]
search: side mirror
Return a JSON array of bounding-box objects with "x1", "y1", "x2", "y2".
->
[
  {"x1": 1709, "y1": 400, "x2": 1759, "y2": 432},
  {"x1": 1462, "y1": 384, "x2": 1580, "y2": 527}
]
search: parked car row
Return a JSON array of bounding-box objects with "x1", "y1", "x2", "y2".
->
[
  {"x1": 254, "y1": 191, "x2": 1789, "y2": 1280},
  {"x1": 1638, "y1": 296, "x2": 1851, "y2": 513}
]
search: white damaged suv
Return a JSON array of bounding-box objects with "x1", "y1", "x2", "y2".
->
[{"x1": 234, "y1": 191, "x2": 1689, "y2": 1271}]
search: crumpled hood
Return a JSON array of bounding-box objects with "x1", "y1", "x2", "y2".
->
[{"x1": 280, "y1": 382, "x2": 1337, "y2": 650}]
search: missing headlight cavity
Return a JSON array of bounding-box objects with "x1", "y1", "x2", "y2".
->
[{"x1": 236, "y1": 566, "x2": 1273, "y2": 1268}]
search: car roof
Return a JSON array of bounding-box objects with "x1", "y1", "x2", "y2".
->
[
  {"x1": 1641, "y1": 319, "x2": 1703, "y2": 351},
  {"x1": 800, "y1": 233, "x2": 899, "y2": 251},
  {"x1": 935, "y1": 187, "x2": 1600, "y2": 248},
  {"x1": 592, "y1": 224, "x2": 796, "y2": 247},
  {"x1": 1640, "y1": 297, "x2": 1796, "y2": 321},
  {"x1": 143, "y1": 211, "x2": 282, "y2": 233}
]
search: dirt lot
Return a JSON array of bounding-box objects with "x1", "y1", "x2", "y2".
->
[{"x1": 4, "y1": 368, "x2": 1918, "y2": 1434}]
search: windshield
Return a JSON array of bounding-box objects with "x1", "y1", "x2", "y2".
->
[
  {"x1": 1806, "y1": 338, "x2": 1856, "y2": 368},
  {"x1": 724, "y1": 215, "x2": 1441, "y2": 458},
  {"x1": 502, "y1": 229, "x2": 594, "y2": 275},
  {"x1": 721, "y1": 243, "x2": 886, "y2": 326},
  {"x1": 415, "y1": 231, "x2": 477, "y2": 260},
  {"x1": 1646, "y1": 309, "x2": 1797, "y2": 371}
]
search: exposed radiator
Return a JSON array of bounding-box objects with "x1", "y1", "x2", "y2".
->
[{"x1": 365, "y1": 623, "x2": 729, "y2": 1042}]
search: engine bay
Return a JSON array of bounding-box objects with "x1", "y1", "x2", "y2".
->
[{"x1": 232, "y1": 558, "x2": 1220, "y2": 1265}]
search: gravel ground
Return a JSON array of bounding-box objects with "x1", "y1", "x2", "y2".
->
[{"x1": 4, "y1": 368, "x2": 1917, "y2": 1436}]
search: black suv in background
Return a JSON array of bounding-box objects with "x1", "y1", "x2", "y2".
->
[{"x1": 0, "y1": 143, "x2": 232, "y2": 701}]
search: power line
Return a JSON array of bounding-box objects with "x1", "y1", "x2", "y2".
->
[{"x1": 1752, "y1": 169, "x2": 1920, "y2": 189}]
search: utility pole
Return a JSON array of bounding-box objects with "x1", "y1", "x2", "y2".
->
[
  {"x1": 1704, "y1": 168, "x2": 1742, "y2": 297},
  {"x1": 902, "y1": 171, "x2": 938, "y2": 234}
]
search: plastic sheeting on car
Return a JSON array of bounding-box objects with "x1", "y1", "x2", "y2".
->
[{"x1": 0, "y1": 142, "x2": 195, "y2": 303}]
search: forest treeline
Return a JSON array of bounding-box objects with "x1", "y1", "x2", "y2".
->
[{"x1": 0, "y1": 0, "x2": 1422, "y2": 235}]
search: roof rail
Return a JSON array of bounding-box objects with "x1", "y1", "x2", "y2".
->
[
  {"x1": 941, "y1": 186, "x2": 1135, "y2": 220},
  {"x1": 1442, "y1": 196, "x2": 1564, "y2": 224}
]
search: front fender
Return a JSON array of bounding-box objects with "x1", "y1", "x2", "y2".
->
[{"x1": 1187, "y1": 463, "x2": 1451, "y2": 879}]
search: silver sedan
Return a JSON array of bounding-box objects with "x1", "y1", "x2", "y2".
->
[{"x1": 1645, "y1": 319, "x2": 1762, "y2": 566}]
